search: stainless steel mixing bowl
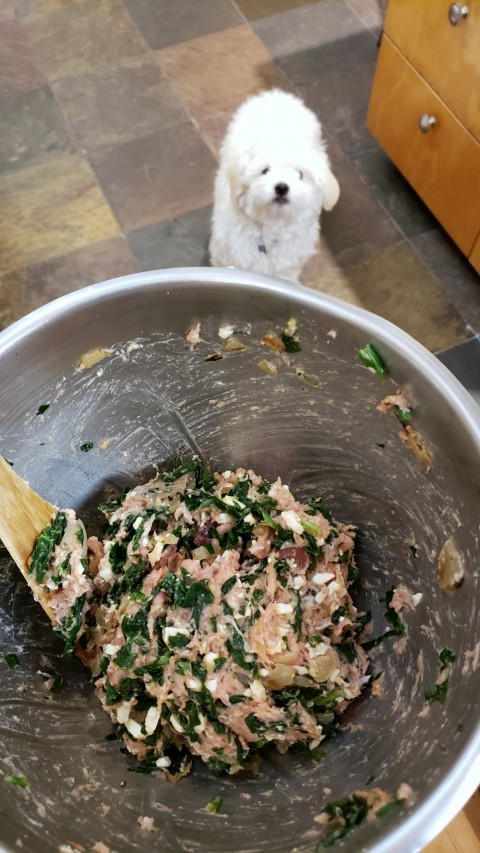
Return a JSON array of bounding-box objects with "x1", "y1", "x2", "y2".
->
[{"x1": 0, "y1": 268, "x2": 479, "y2": 853}]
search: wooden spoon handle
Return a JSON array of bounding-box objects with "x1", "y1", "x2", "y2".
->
[{"x1": 0, "y1": 454, "x2": 58, "y2": 620}]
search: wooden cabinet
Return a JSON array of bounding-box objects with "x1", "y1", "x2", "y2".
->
[{"x1": 367, "y1": 1, "x2": 480, "y2": 273}]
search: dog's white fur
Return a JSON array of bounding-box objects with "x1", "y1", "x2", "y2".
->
[{"x1": 209, "y1": 89, "x2": 339, "y2": 282}]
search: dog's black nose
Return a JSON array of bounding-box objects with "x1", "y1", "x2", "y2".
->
[{"x1": 275, "y1": 182, "x2": 289, "y2": 197}]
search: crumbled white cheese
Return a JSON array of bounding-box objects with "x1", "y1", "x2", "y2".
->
[
  {"x1": 104, "y1": 643, "x2": 120, "y2": 656},
  {"x1": 315, "y1": 590, "x2": 327, "y2": 604},
  {"x1": 312, "y1": 572, "x2": 335, "y2": 585},
  {"x1": 206, "y1": 678, "x2": 217, "y2": 692},
  {"x1": 186, "y1": 677, "x2": 202, "y2": 691},
  {"x1": 292, "y1": 576, "x2": 306, "y2": 590},
  {"x1": 133, "y1": 516, "x2": 143, "y2": 530},
  {"x1": 116, "y1": 702, "x2": 131, "y2": 725},
  {"x1": 280, "y1": 510, "x2": 304, "y2": 535},
  {"x1": 250, "y1": 680, "x2": 267, "y2": 702},
  {"x1": 125, "y1": 718, "x2": 143, "y2": 739},
  {"x1": 412, "y1": 592, "x2": 423, "y2": 606},
  {"x1": 204, "y1": 652, "x2": 217, "y2": 671},
  {"x1": 276, "y1": 602, "x2": 293, "y2": 615},
  {"x1": 170, "y1": 715, "x2": 184, "y2": 734},
  {"x1": 155, "y1": 756, "x2": 171, "y2": 769},
  {"x1": 144, "y1": 705, "x2": 160, "y2": 735}
]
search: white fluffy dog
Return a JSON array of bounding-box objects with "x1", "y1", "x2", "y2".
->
[{"x1": 209, "y1": 89, "x2": 340, "y2": 283}]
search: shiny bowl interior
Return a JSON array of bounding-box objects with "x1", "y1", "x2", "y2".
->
[{"x1": 0, "y1": 268, "x2": 479, "y2": 853}]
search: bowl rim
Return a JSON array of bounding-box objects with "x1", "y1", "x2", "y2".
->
[{"x1": 0, "y1": 266, "x2": 479, "y2": 853}]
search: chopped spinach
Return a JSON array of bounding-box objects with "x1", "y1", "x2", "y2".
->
[
  {"x1": 226, "y1": 629, "x2": 253, "y2": 671},
  {"x1": 376, "y1": 797, "x2": 404, "y2": 819},
  {"x1": 245, "y1": 713, "x2": 266, "y2": 734},
  {"x1": 281, "y1": 333, "x2": 301, "y2": 353},
  {"x1": 356, "y1": 343, "x2": 388, "y2": 380},
  {"x1": 36, "y1": 403, "x2": 50, "y2": 416},
  {"x1": 362, "y1": 587, "x2": 404, "y2": 650},
  {"x1": 29, "y1": 511, "x2": 67, "y2": 583},
  {"x1": 114, "y1": 645, "x2": 137, "y2": 669},
  {"x1": 425, "y1": 680, "x2": 450, "y2": 704},
  {"x1": 221, "y1": 576, "x2": 237, "y2": 595},
  {"x1": 318, "y1": 793, "x2": 369, "y2": 847},
  {"x1": 331, "y1": 606, "x2": 347, "y2": 625},
  {"x1": 4, "y1": 774, "x2": 28, "y2": 789},
  {"x1": 439, "y1": 648, "x2": 456, "y2": 670},
  {"x1": 293, "y1": 591, "x2": 303, "y2": 640},
  {"x1": 183, "y1": 579, "x2": 214, "y2": 627},
  {"x1": 205, "y1": 795, "x2": 223, "y2": 814},
  {"x1": 38, "y1": 667, "x2": 63, "y2": 690},
  {"x1": 4, "y1": 653, "x2": 20, "y2": 669},
  {"x1": 55, "y1": 592, "x2": 86, "y2": 655},
  {"x1": 80, "y1": 441, "x2": 94, "y2": 452},
  {"x1": 395, "y1": 406, "x2": 412, "y2": 425},
  {"x1": 134, "y1": 654, "x2": 169, "y2": 681}
]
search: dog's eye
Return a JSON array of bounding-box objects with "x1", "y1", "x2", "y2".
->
[
  {"x1": 261, "y1": 167, "x2": 270, "y2": 175},
  {"x1": 298, "y1": 170, "x2": 303, "y2": 180}
]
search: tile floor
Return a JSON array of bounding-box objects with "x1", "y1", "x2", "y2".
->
[{"x1": 0, "y1": 0, "x2": 479, "y2": 354}]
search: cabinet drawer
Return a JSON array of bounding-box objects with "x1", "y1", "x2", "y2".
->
[
  {"x1": 366, "y1": 36, "x2": 480, "y2": 255},
  {"x1": 384, "y1": 0, "x2": 480, "y2": 140}
]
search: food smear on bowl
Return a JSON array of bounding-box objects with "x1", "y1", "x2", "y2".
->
[{"x1": 25, "y1": 458, "x2": 371, "y2": 781}]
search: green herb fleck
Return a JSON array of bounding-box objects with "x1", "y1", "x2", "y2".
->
[
  {"x1": 395, "y1": 406, "x2": 412, "y2": 425},
  {"x1": 311, "y1": 746, "x2": 326, "y2": 764},
  {"x1": 318, "y1": 794, "x2": 369, "y2": 847},
  {"x1": 80, "y1": 441, "x2": 93, "y2": 452},
  {"x1": 205, "y1": 796, "x2": 223, "y2": 814},
  {"x1": 183, "y1": 579, "x2": 214, "y2": 627},
  {"x1": 38, "y1": 667, "x2": 63, "y2": 690},
  {"x1": 356, "y1": 343, "x2": 388, "y2": 380},
  {"x1": 439, "y1": 648, "x2": 456, "y2": 670},
  {"x1": 425, "y1": 680, "x2": 449, "y2": 704},
  {"x1": 281, "y1": 333, "x2": 301, "y2": 353},
  {"x1": 36, "y1": 403, "x2": 50, "y2": 416},
  {"x1": 221, "y1": 576, "x2": 237, "y2": 595},
  {"x1": 54, "y1": 592, "x2": 86, "y2": 655},
  {"x1": 293, "y1": 591, "x2": 303, "y2": 640},
  {"x1": 4, "y1": 653, "x2": 20, "y2": 669},
  {"x1": 362, "y1": 587, "x2": 404, "y2": 650},
  {"x1": 376, "y1": 797, "x2": 404, "y2": 819},
  {"x1": 4, "y1": 775, "x2": 28, "y2": 789}
]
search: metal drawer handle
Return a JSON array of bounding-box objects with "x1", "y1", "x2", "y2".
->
[
  {"x1": 448, "y1": 3, "x2": 469, "y2": 25},
  {"x1": 419, "y1": 114, "x2": 437, "y2": 133}
]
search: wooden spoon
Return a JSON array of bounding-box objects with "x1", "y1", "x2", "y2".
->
[{"x1": 0, "y1": 454, "x2": 58, "y2": 622}]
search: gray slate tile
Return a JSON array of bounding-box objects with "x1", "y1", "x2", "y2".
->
[
  {"x1": 123, "y1": 0, "x2": 242, "y2": 50},
  {"x1": 300, "y1": 62, "x2": 378, "y2": 157},
  {"x1": 253, "y1": 1, "x2": 377, "y2": 85},
  {"x1": 353, "y1": 148, "x2": 437, "y2": 239},
  {"x1": 127, "y1": 206, "x2": 213, "y2": 271},
  {"x1": 411, "y1": 230, "x2": 480, "y2": 333}
]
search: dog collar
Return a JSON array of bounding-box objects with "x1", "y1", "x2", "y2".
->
[{"x1": 258, "y1": 244, "x2": 267, "y2": 254}]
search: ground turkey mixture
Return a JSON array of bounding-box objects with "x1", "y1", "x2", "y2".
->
[{"x1": 27, "y1": 458, "x2": 370, "y2": 780}]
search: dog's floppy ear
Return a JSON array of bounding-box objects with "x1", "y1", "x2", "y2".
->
[{"x1": 322, "y1": 166, "x2": 340, "y2": 211}]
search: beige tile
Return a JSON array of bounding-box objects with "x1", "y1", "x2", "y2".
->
[
  {"x1": 23, "y1": 236, "x2": 139, "y2": 314},
  {"x1": 0, "y1": 153, "x2": 119, "y2": 269},
  {"x1": 192, "y1": 110, "x2": 232, "y2": 159},
  {"x1": 155, "y1": 25, "x2": 292, "y2": 132},
  {"x1": 22, "y1": 0, "x2": 146, "y2": 81},
  {"x1": 91, "y1": 124, "x2": 216, "y2": 231},
  {"x1": 303, "y1": 241, "x2": 468, "y2": 352},
  {"x1": 0, "y1": 269, "x2": 26, "y2": 331}
]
